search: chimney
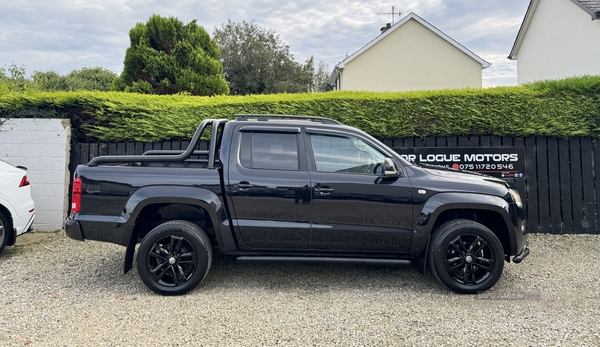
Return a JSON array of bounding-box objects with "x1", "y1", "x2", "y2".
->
[{"x1": 380, "y1": 23, "x2": 391, "y2": 34}]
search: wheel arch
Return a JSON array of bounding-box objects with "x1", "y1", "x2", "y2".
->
[
  {"x1": 411, "y1": 193, "x2": 517, "y2": 271},
  {"x1": 118, "y1": 185, "x2": 233, "y2": 273},
  {"x1": 429, "y1": 209, "x2": 510, "y2": 258}
]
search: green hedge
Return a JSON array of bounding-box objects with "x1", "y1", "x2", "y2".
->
[{"x1": 1, "y1": 76, "x2": 599, "y2": 141}]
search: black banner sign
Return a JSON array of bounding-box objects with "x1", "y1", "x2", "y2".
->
[{"x1": 392, "y1": 147, "x2": 526, "y2": 178}]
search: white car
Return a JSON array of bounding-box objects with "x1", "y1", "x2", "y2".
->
[{"x1": 0, "y1": 159, "x2": 35, "y2": 254}]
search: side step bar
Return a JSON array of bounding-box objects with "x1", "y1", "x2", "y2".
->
[{"x1": 236, "y1": 256, "x2": 412, "y2": 266}]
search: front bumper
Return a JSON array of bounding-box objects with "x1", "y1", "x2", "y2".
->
[{"x1": 512, "y1": 241, "x2": 530, "y2": 263}]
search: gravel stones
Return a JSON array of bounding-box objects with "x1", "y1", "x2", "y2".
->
[{"x1": 0, "y1": 232, "x2": 598, "y2": 346}]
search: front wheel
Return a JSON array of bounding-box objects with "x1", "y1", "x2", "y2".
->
[
  {"x1": 136, "y1": 220, "x2": 212, "y2": 295},
  {"x1": 429, "y1": 219, "x2": 504, "y2": 294}
]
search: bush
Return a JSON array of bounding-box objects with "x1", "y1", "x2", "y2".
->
[
  {"x1": 33, "y1": 67, "x2": 117, "y2": 92},
  {"x1": 0, "y1": 76, "x2": 599, "y2": 142}
]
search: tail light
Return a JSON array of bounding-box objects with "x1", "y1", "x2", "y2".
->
[
  {"x1": 19, "y1": 176, "x2": 30, "y2": 187},
  {"x1": 72, "y1": 177, "x2": 82, "y2": 213}
]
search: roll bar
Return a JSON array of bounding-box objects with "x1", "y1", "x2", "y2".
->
[{"x1": 87, "y1": 119, "x2": 229, "y2": 169}]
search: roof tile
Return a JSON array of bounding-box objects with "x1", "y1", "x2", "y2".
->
[{"x1": 576, "y1": 0, "x2": 600, "y2": 12}]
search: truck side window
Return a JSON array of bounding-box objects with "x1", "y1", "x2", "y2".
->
[
  {"x1": 240, "y1": 132, "x2": 299, "y2": 170},
  {"x1": 310, "y1": 133, "x2": 386, "y2": 175}
]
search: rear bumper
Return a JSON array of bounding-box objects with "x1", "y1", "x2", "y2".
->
[
  {"x1": 65, "y1": 219, "x2": 85, "y2": 241},
  {"x1": 64, "y1": 215, "x2": 128, "y2": 246},
  {"x1": 14, "y1": 209, "x2": 35, "y2": 236}
]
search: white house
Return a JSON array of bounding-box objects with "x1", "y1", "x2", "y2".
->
[
  {"x1": 508, "y1": 0, "x2": 600, "y2": 84},
  {"x1": 330, "y1": 12, "x2": 490, "y2": 92}
]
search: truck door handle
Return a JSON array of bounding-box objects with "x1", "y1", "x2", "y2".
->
[
  {"x1": 238, "y1": 181, "x2": 254, "y2": 190},
  {"x1": 315, "y1": 187, "x2": 334, "y2": 195}
]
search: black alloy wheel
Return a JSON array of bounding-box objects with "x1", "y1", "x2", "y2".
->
[
  {"x1": 147, "y1": 235, "x2": 197, "y2": 286},
  {"x1": 443, "y1": 234, "x2": 494, "y2": 285},
  {"x1": 429, "y1": 219, "x2": 504, "y2": 294},
  {"x1": 137, "y1": 220, "x2": 212, "y2": 296}
]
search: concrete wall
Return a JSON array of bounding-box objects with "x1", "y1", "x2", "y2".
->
[
  {"x1": 341, "y1": 18, "x2": 483, "y2": 92},
  {"x1": 0, "y1": 118, "x2": 71, "y2": 231},
  {"x1": 517, "y1": 0, "x2": 600, "y2": 84}
]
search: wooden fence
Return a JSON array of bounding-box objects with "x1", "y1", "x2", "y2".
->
[{"x1": 71, "y1": 136, "x2": 600, "y2": 234}]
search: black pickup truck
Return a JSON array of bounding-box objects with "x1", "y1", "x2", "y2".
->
[{"x1": 65, "y1": 115, "x2": 529, "y2": 295}]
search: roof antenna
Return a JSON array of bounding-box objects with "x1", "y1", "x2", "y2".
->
[{"x1": 377, "y1": 6, "x2": 402, "y2": 26}]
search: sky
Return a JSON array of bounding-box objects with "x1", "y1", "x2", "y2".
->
[{"x1": 0, "y1": 0, "x2": 531, "y2": 87}]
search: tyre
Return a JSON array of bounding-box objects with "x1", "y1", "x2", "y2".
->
[
  {"x1": 429, "y1": 219, "x2": 504, "y2": 294},
  {"x1": 136, "y1": 220, "x2": 212, "y2": 295},
  {"x1": 0, "y1": 212, "x2": 10, "y2": 255}
]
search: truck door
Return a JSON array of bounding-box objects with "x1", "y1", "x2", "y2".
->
[
  {"x1": 306, "y1": 129, "x2": 413, "y2": 253},
  {"x1": 226, "y1": 125, "x2": 312, "y2": 250}
]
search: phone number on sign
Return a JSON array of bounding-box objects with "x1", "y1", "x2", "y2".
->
[{"x1": 458, "y1": 163, "x2": 515, "y2": 170}]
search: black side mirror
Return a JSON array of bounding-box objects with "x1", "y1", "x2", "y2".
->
[{"x1": 384, "y1": 158, "x2": 400, "y2": 177}]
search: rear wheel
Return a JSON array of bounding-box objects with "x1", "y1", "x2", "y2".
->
[
  {"x1": 136, "y1": 220, "x2": 212, "y2": 295},
  {"x1": 429, "y1": 219, "x2": 504, "y2": 294},
  {"x1": 0, "y1": 212, "x2": 10, "y2": 255}
]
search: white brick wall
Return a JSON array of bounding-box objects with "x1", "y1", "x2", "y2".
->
[{"x1": 0, "y1": 118, "x2": 71, "y2": 231}]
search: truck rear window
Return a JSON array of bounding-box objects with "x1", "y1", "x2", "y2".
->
[{"x1": 240, "y1": 132, "x2": 299, "y2": 171}]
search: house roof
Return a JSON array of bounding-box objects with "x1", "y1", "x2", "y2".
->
[
  {"x1": 572, "y1": 0, "x2": 600, "y2": 17},
  {"x1": 509, "y1": 0, "x2": 600, "y2": 60},
  {"x1": 336, "y1": 12, "x2": 491, "y2": 70}
]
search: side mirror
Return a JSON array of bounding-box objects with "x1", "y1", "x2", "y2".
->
[{"x1": 384, "y1": 158, "x2": 400, "y2": 176}]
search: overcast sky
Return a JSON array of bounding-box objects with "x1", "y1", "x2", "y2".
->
[{"x1": 0, "y1": 0, "x2": 530, "y2": 87}]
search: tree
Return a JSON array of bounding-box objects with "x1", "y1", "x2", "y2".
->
[
  {"x1": 1, "y1": 64, "x2": 118, "y2": 93},
  {"x1": 33, "y1": 67, "x2": 117, "y2": 92},
  {"x1": 214, "y1": 20, "x2": 322, "y2": 95},
  {"x1": 31, "y1": 70, "x2": 67, "y2": 91},
  {"x1": 66, "y1": 67, "x2": 117, "y2": 91},
  {"x1": 305, "y1": 58, "x2": 331, "y2": 93},
  {"x1": 314, "y1": 61, "x2": 331, "y2": 92},
  {"x1": 0, "y1": 64, "x2": 34, "y2": 93},
  {"x1": 113, "y1": 15, "x2": 229, "y2": 96}
]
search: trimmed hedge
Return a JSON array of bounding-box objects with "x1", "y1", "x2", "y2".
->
[{"x1": 1, "y1": 76, "x2": 599, "y2": 141}]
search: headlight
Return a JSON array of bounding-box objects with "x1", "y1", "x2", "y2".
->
[{"x1": 509, "y1": 189, "x2": 523, "y2": 208}]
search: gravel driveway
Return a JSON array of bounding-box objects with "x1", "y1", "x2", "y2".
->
[{"x1": 1, "y1": 232, "x2": 599, "y2": 346}]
